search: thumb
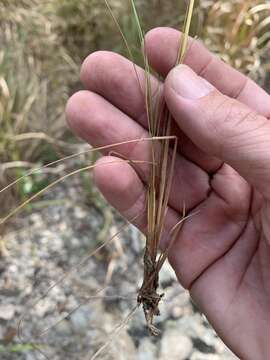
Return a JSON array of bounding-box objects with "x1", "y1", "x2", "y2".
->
[{"x1": 164, "y1": 64, "x2": 270, "y2": 199}]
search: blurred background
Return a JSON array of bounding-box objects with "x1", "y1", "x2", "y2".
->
[{"x1": 0, "y1": 1, "x2": 269, "y2": 359}]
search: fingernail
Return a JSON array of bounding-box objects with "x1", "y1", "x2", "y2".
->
[{"x1": 170, "y1": 65, "x2": 214, "y2": 100}]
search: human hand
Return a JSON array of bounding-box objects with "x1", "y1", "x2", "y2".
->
[{"x1": 66, "y1": 27, "x2": 270, "y2": 359}]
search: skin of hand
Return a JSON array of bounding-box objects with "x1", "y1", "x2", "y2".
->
[{"x1": 66, "y1": 27, "x2": 270, "y2": 359}]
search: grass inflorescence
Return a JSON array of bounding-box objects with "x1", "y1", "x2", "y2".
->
[{"x1": 124, "y1": 0, "x2": 195, "y2": 335}]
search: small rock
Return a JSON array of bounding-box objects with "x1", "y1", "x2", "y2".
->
[
  {"x1": 159, "y1": 262, "x2": 177, "y2": 288},
  {"x1": 129, "y1": 225, "x2": 142, "y2": 254},
  {"x1": 171, "y1": 306, "x2": 184, "y2": 319},
  {"x1": 26, "y1": 353, "x2": 37, "y2": 360},
  {"x1": 138, "y1": 338, "x2": 157, "y2": 360},
  {"x1": 55, "y1": 319, "x2": 72, "y2": 336},
  {"x1": 177, "y1": 314, "x2": 210, "y2": 339},
  {"x1": 221, "y1": 347, "x2": 238, "y2": 359},
  {"x1": 191, "y1": 352, "x2": 220, "y2": 360},
  {"x1": 159, "y1": 329, "x2": 193, "y2": 360},
  {"x1": 110, "y1": 331, "x2": 137, "y2": 359},
  {"x1": 192, "y1": 337, "x2": 215, "y2": 354},
  {"x1": 74, "y1": 206, "x2": 86, "y2": 220},
  {"x1": 0, "y1": 304, "x2": 15, "y2": 320},
  {"x1": 70, "y1": 306, "x2": 92, "y2": 333}
]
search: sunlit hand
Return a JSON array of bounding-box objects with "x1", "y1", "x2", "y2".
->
[{"x1": 66, "y1": 27, "x2": 270, "y2": 359}]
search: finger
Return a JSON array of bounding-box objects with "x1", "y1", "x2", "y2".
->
[
  {"x1": 80, "y1": 50, "x2": 222, "y2": 172},
  {"x1": 80, "y1": 50, "x2": 154, "y2": 128},
  {"x1": 145, "y1": 27, "x2": 270, "y2": 118},
  {"x1": 94, "y1": 156, "x2": 180, "y2": 239},
  {"x1": 66, "y1": 90, "x2": 210, "y2": 212},
  {"x1": 164, "y1": 64, "x2": 270, "y2": 199}
]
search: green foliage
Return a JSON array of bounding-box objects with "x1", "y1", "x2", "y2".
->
[
  {"x1": 19, "y1": 170, "x2": 49, "y2": 197},
  {"x1": 0, "y1": 343, "x2": 36, "y2": 353}
]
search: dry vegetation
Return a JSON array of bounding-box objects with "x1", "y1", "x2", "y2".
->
[
  {"x1": 202, "y1": 0, "x2": 270, "y2": 82},
  {"x1": 0, "y1": 0, "x2": 127, "y2": 208}
]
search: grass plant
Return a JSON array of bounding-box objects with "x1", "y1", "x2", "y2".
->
[{"x1": 126, "y1": 0, "x2": 195, "y2": 335}]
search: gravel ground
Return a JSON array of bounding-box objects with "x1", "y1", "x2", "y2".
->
[{"x1": 0, "y1": 174, "x2": 238, "y2": 360}]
